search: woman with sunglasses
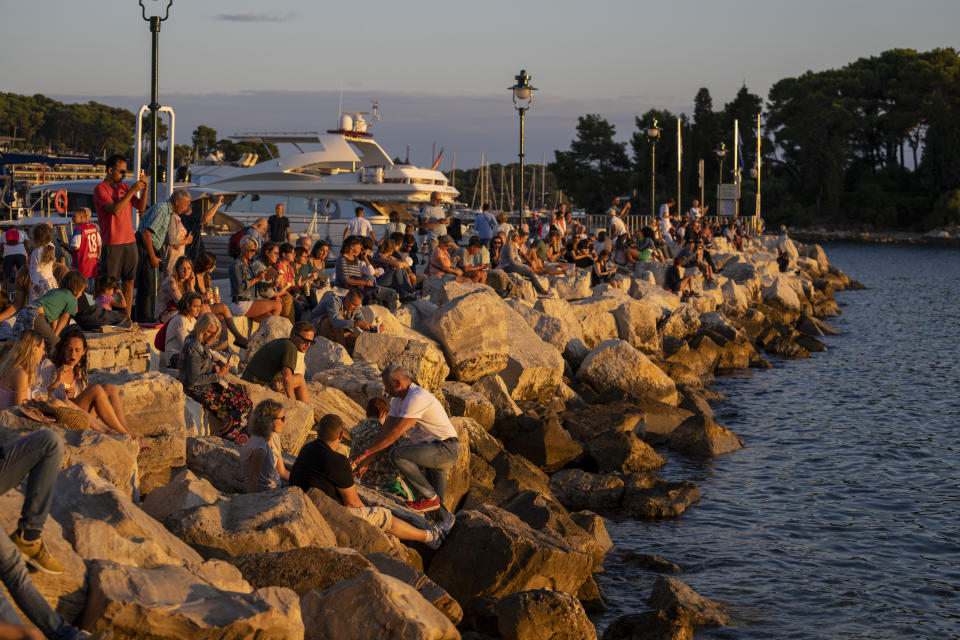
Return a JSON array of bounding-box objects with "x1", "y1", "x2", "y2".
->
[{"x1": 240, "y1": 399, "x2": 290, "y2": 493}]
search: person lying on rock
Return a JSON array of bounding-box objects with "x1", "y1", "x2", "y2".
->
[
  {"x1": 350, "y1": 365, "x2": 459, "y2": 514},
  {"x1": 290, "y1": 414, "x2": 454, "y2": 549},
  {"x1": 240, "y1": 399, "x2": 290, "y2": 493},
  {"x1": 0, "y1": 429, "x2": 113, "y2": 640},
  {"x1": 313, "y1": 288, "x2": 377, "y2": 354},
  {"x1": 349, "y1": 397, "x2": 410, "y2": 498},
  {"x1": 240, "y1": 321, "x2": 314, "y2": 402}
]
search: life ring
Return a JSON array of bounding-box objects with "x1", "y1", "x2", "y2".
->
[
  {"x1": 53, "y1": 190, "x2": 67, "y2": 214},
  {"x1": 319, "y1": 199, "x2": 340, "y2": 217}
]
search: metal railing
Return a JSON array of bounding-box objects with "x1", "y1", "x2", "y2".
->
[{"x1": 585, "y1": 213, "x2": 764, "y2": 238}]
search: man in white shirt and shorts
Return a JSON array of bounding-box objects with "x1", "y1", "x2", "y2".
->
[
  {"x1": 343, "y1": 206, "x2": 376, "y2": 243},
  {"x1": 420, "y1": 192, "x2": 449, "y2": 254},
  {"x1": 350, "y1": 364, "x2": 459, "y2": 513}
]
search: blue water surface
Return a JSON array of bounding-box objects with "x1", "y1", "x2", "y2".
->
[{"x1": 595, "y1": 243, "x2": 960, "y2": 639}]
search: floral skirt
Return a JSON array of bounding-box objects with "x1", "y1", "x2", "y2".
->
[{"x1": 188, "y1": 382, "x2": 252, "y2": 444}]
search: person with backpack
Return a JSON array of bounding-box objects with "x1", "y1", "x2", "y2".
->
[{"x1": 1, "y1": 226, "x2": 27, "y2": 293}]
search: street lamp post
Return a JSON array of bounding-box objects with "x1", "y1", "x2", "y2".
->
[
  {"x1": 139, "y1": 0, "x2": 173, "y2": 207},
  {"x1": 644, "y1": 120, "x2": 661, "y2": 218},
  {"x1": 714, "y1": 143, "x2": 727, "y2": 216},
  {"x1": 509, "y1": 70, "x2": 536, "y2": 226}
]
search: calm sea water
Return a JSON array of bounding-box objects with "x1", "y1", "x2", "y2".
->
[{"x1": 595, "y1": 243, "x2": 960, "y2": 639}]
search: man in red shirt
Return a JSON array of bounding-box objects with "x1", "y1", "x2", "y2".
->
[
  {"x1": 93, "y1": 154, "x2": 148, "y2": 317},
  {"x1": 70, "y1": 207, "x2": 101, "y2": 284}
]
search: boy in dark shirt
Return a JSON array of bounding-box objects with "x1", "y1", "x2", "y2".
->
[{"x1": 290, "y1": 414, "x2": 453, "y2": 549}]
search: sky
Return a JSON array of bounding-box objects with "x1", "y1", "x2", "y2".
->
[{"x1": 2, "y1": 0, "x2": 958, "y2": 168}]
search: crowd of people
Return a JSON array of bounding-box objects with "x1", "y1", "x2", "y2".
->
[{"x1": 0, "y1": 160, "x2": 769, "y2": 636}]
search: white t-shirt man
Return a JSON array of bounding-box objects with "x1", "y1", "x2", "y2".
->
[
  {"x1": 689, "y1": 206, "x2": 702, "y2": 221},
  {"x1": 659, "y1": 203, "x2": 671, "y2": 220},
  {"x1": 389, "y1": 384, "x2": 457, "y2": 444},
  {"x1": 421, "y1": 204, "x2": 447, "y2": 239},
  {"x1": 610, "y1": 214, "x2": 628, "y2": 239},
  {"x1": 345, "y1": 215, "x2": 373, "y2": 238}
]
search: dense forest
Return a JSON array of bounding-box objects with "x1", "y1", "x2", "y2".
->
[
  {"x1": 551, "y1": 48, "x2": 960, "y2": 230},
  {"x1": 2, "y1": 47, "x2": 957, "y2": 229}
]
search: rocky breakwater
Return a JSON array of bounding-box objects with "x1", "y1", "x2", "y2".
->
[{"x1": 0, "y1": 236, "x2": 856, "y2": 639}]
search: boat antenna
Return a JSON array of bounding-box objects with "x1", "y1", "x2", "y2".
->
[{"x1": 337, "y1": 77, "x2": 344, "y2": 127}]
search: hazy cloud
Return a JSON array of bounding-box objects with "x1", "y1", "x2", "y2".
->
[{"x1": 214, "y1": 12, "x2": 296, "y2": 23}]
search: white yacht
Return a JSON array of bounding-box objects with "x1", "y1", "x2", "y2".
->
[{"x1": 187, "y1": 109, "x2": 459, "y2": 243}]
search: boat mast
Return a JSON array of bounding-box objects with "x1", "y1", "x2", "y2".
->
[{"x1": 541, "y1": 152, "x2": 546, "y2": 212}]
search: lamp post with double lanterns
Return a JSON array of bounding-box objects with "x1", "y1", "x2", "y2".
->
[
  {"x1": 714, "y1": 143, "x2": 727, "y2": 215},
  {"x1": 509, "y1": 70, "x2": 536, "y2": 225},
  {"x1": 644, "y1": 120, "x2": 661, "y2": 218},
  {"x1": 139, "y1": 0, "x2": 173, "y2": 207}
]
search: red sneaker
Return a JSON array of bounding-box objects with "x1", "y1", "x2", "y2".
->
[{"x1": 405, "y1": 495, "x2": 441, "y2": 512}]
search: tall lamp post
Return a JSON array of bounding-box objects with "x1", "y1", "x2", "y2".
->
[
  {"x1": 644, "y1": 120, "x2": 661, "y2": 218},
  {"x1": 509, "y1": 70, "x2": 536, "y2": 224},
  {"x1": 139, "y1": 0, "x2": 173, "y2": 207},
  {"x1": 714, "y1": 143, "x2": 727, "y2": 215}
]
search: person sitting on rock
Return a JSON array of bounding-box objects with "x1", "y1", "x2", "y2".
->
[
  {"x1": 665, "y1": 257, "x2": 694, "y2": 297},
  {"x1": 228, "y1": 236, "x2": 283, "y2": 324},
  {"x1": 240, "y1": 321, "x2": 314, "y2": 402},
  {"x1": 12, "y1": 269, "x2": 87, "y2": 353},
  {"x1": 348, "y1": 397, "x2": 410, "y2": 498},
  {"x1": 592, "y1": 249, "x2": 623, "y2": 289},
  {"x1": 372, "y1": 237, "x2": 416, "y2": 301},
  {"x1": 777, "y1": 249, "x2": 791, "y2": 273},
  {"x1": 499, "y1": 231, "x2": 552, "y2": 297},
  {"x1": 453, "y1": 235, "x2": 489, "y2": 284},
  {"x1": 291, "y1": 413, "x2": 453, "y2": 548},
  {"x1": 428, "y1": 235, "x2": 476, "y2": 283},
  {"x1": 162, "y1": 291, "x2": 203, "y2": 367},
  {"x1": 240, "y1": 399, "x2": 290, "y2": 493},
  {"x1": 179, "y1": 312, "x2": 252, "y2": 442},
  {"x1": 0, "y1": 429, "x2": 114, "y2": 640},
  {"x1": 313, "y1": 288, "x2": 377, "y2": 353},
  {"x1": 350, "y1": 365, "x2": 460, "y2": 513},
  {"x1": 0, "y1": 329, "x2": 46, "y2": 410}
]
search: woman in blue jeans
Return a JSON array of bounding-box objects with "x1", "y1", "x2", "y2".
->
[
  {"x1": 0, "y1": 429, "x2": 111, "y2": 639},
  {"x1": 498, "y1": 230, "x2": 551, "y2": 297}
]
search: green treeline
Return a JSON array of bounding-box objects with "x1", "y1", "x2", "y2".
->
[
  {"x1": 0, "y1": 95, "x2": 273, "y2": 166},
  {"x1": 551, "y1": 48, "x2": 960, "y2": 230}
]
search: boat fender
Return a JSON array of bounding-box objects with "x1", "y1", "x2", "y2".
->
[
  {"x1": 54, "y1": 190, "x2": 68, "y2": 214},
  {"x1": 319, "y1": 199, "x2": 340, "y2": 217}
]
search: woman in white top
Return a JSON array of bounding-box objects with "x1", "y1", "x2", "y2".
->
[
  {"x1": 163, "y1": 291, "x2": 203, "y2": 367},
  {"x1": 240, "y1": 399, "x2": 289, "y2": 493}
]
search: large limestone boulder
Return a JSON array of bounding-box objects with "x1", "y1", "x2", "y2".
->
[
  {"x1": 428, "y1": 505, "x2": 593, "y2": 608},
  {"x1": 444, "y1": 417, "x2": 474, "y2": 512},
  {"x1": 548, "y1": 469, "x2": 625, "y2": 513},
  {"x1": 50, "y1": 463, "x2": 204, "y2": 568},
  {"x1": 143, "y1": 469, "x2": 220, "y2": 522},
  {"x1": 495, "y1": 589, "x2": 597, "y2": 640},
  {"x1": 359, "y1": 304, "x2": 442, "y2": 345},
  {"x1": 306, "y1": 489, "x2": 423, "y2": 571},
  {"x1": 470, "y1": 375, "x2": 522, "y2": 421},
  {"x1": 602, "y1": 610, "x2": 694, "y2": 640},
  {"x1": 186, "y1": 436, "x2": 245, "y2": 493},
  {"x1": 533, "y1": 296, "x2": 590, "y2": 364},
  {"x1": 84, "y1": 330, "x2": 150, "y2": 372},
  {"x1": 648, "y1": 575, "x2": 728, "y2": 627},
  {"x1": 138, "y1": 432, "x2": 187, "y2": 496},
  {"x1": 163, "y1": 486, "x2": 337, "y2": 560},
  {"x1": 304, "y1": 336, "x2": 353, "y2": 378},
  {"x1": 497, "y1": 304, "x2": 564, "y2": 401},
  {"x1": 422, "y1": 276, "x2": 488, "y2": 306},
  {"x1": 634, "y1": 260, "x2": 668, "y2": 287},
  {"x1": 0, "y1": 419, "x2": 140, "y2": 499},
  {"x1": 613, "y1": 298, "x2": 660, "y2": 354},
  {"x1": 353, "y1": 332, "x2": 449, "y2": 395},
  {"x1": 762, "y1": 276, "x2": 803, "y2": 324},
  {"x1": 426, "y1": 290, "x2": 510, "y2": 383},
  {"x1": 629, "y1": 279, "x2": 683, "y2": 318},
  {"x1": 442, "y1": 381, "x2": 495, "y2": 431},
  {"x1": 88, "y1": 369, "x2": 186, "y2": 436},
  {"x1": 231, "y1": 546, "x2": 371, "y2": 596},
  {"x1": 569, "y1": 297, "x2": 620, "y2": 349},
  {"x1": 660, "y1": 305, "x2": 701, "y2": 340},
  {"x1": 244, "y1": 316, "x2": 293, "y2": 363},
  {"x1": 547, "y1": 270, "x2": 593, "y2": 300},
  {"x1": 667, "y1": 415, "x2": 744, "y2": 457},
  {"x1": 80, "y1": 560, "x2": 304, "y2": 639},
  {"x1": 560, "y1": 402, "x2": 663, "y2": 474},
  {"x1": 301, "y1": 569, "x2": 460, "y2": 640},
  {"x1": 312, "y1": 362, "x2": 385, "y2": 405},
  {"x1": 623, "y1": 479, "x2": 701, "y2": 519},
  {"x1": 366, "y1": 552, "x2": 463, "y2": 625},
  {"x1": 491, "y1": 409, "x2": 582, "y2": 473},
  {"x1": 0, "y1": 491, "x2": 87, "y2": 623},
  {"x1": 305, "y1": 381, "x2": 365, "y2": 430},
  {"x1": 576, "y1": 340, "x2": 680, "y2": 406},
  {"x1": 462, "y1": 419, "x2": 554, "y2": 507},
  {"x1": 800, "y1": 243, "x2": 829, "y2": 274},
  {"x1": 501, "y1": 490, "x2": 607, "y2": 568}
]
